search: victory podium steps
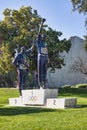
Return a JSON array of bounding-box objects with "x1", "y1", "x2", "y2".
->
[{"x1": 9, "y1": 89, "x2": 77, "y2": 109}]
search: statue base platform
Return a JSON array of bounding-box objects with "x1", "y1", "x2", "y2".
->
[
  {"x1": 22, "y1": 88, "x2": 58, "y2": 105},
  {"x1": 47, "y1": 98, "x2": 77, "y2": 109},
  {"x1": 8, "y1": 89, "x2": 77, "y2": 109}
]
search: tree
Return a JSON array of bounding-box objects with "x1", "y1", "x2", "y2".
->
[
  {"x1": 46, "y1": 27, "x2": 71, "y2": 71},
  {"x1": 0, "y1": 6, "x2": 71, "y2": 87},
  {"x1": 71, "y1": 0, "x2": 87, "y2": 49},
  {"x1": 71, "y1": 0, "x2": 87, "y2": 13},
  {"x1": 0, "y1": 43, "x2": 16, "y2": 87},
  {"x1": 70, "y1": 57, "x2": 87, "y2": 79}
]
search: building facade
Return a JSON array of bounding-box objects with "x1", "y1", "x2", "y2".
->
[{"x1": 47, "y1": 36, "x2": 87, "y2": 88}]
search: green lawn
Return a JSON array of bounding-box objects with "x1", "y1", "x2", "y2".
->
[{"x1": 0, "y1": 88, "x2": 87, "y2": 130}]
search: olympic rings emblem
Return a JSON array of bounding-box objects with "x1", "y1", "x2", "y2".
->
[{"x1": 28, "y1": 96, "x2": 38, "y2": 101}]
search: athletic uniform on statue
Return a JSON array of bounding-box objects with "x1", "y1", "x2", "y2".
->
[
  {"x1": 36, "y1": 34, "x2": 48, "y2": 88},
  {"x1": 12, "y1": 45, "x2": 34, "y2": 96}
]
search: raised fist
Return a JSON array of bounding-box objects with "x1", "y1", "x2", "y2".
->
[{"x1": 42, "y1": 18, "x2": 46, "y2": 23}]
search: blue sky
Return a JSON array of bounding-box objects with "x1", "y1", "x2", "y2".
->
[{"x1": 0, "y1": 0, "x2": 86, "y2": 39}]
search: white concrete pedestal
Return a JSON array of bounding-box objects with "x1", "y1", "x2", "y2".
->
[
  {"x1": 47, "y1": 98, "x2": 77, "y2": 109},
  {"x1": 8, "y1": 89, "x2": 77, "y2": 109},
  {"x1": 9, "y1": 97, "x2": 24, "y2": 106},
  {"x1": 9, "y1": 89, "x2": 58, "y2": 106},
  {"x1": 22, "y1": 89, "x2": 58, "y2": 105}
]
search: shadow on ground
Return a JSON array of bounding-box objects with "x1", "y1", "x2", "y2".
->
[{"x1": 0, "y1": 106, "x2": 61, "y2": 116}]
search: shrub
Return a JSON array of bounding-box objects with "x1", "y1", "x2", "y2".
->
[{"x1": 75, "y1": 84, "x2": 87, "y2": 88}]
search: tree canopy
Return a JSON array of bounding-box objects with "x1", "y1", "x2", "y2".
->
[
  {"x1": 71, "y1": 0, "x2": 87, "y2": 50},
  {"x1": 71, "y1": 0, "x2": 87, "y2": 13}
]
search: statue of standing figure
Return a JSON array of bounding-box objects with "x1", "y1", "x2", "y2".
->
[
  {"x1": 36, "y1": 18, "x2": 49, "y2": 88},
  {"x1": 12, "y1": 43, "x2": 34, "y2": 96}
]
